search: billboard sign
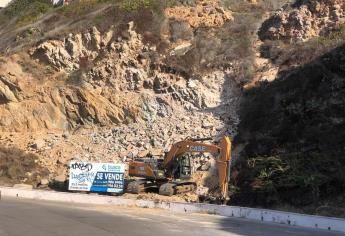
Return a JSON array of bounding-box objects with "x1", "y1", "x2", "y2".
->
[{"x1": 69, "y1": 161, "x2": 125, "y2": 193}]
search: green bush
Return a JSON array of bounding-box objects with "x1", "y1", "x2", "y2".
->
[
  {"x1": 121, "y1": 0, "x2": 156, "y2": 11},
  {"x1": 316, "y1": 23, "x2": 345, "y2": 47},
  {"x1": 59, "y1": 0, "x2": 100, "y2": 17},
  {"x1": 4, "y1": 0, "x2": 53, "y2": 27},
  {"x1": 245, "y1": 153, "x2": 336, "y2": 206},
  {"x1": 234, "y1": 44, "x2": 345, "y2": 210},
  {"x1": 120, "y1": 0, "x2": 175, "y2": 12}
]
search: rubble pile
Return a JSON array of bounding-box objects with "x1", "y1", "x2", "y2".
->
[
  {"x1": 0, "y1": 21, "x2": 240, "y2": 197},
  {"x1": 164, "y1": 0, "x2": 233, "y2": 28},
  {"x1": 259, "y1": 0, "x2": 345, "y2": 42}
]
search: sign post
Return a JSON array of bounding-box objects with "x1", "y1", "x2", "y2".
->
[{"x1": 69, "y1": 161, "x2": 125, "y2": 193}]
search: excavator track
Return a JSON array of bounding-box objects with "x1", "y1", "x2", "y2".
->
[
  {"x1": 126, "y1": 180, "x2": 157, "y2": 194},
  {"x1": 159, "y1": 182, "x2": 197, "y2": 196},
  {"x1": 159, "y1": 183, "x2": 176, "y2": 196}
]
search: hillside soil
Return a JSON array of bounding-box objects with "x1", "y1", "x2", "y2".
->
[{"x1": 0, "y1": 0, "x2": 344, "y2": 215}]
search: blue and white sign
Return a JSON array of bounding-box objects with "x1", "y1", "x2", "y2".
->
[{"x1": 68, "y1": 161, "x2": 125, "y2": 193}]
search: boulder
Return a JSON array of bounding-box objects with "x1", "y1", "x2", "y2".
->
[
  {"x1": 40, "y1": 178, "x2": 49, "y2": 186},
  {"x1": 0, "y1": 76, "x2": 20, "y2": 103},
  {"x1": 30, "y1": 139, "x2": 46, "y2": 150},
  {"x1": 170, "y1": 42, "x2": 192, "y2": 56},
  {"x1": 150, "y1": 148, "x2": 164, "y2": 157},
  {"x1": 195, "y1": 186, "x2": 209, "y2": 196},
  {"x1": 138, "y1": 150, "x2": 149, "y2": 158},
  {"x1": 62, "y1": 132, "x2": 70, "y2": 139},
  {"x1": 200, "y1": 162, "x2": 211, "y2": 171},
  {"x1": 54, "y1": 174, "x2": 67, "y2": 183},
  {"x1": 202, "y1": 120, "x2": 213, "y2": 129},
  {"x1": 259, "y1": 0, "x2": 345, "y2": 42}
]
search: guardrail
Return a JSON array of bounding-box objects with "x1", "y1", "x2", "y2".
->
[{"x1": 0, "y1": 186, "x2": 344, "y2": 233}]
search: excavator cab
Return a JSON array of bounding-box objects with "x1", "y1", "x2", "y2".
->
[
  {"x1": 179, "y1": 155, "x2": 192, "y2": 179},
  {"x1": 169, "y1": 155, "x2": 192, "y2": 179}
]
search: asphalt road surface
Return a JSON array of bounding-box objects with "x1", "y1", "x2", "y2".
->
[{"x1": 0, "y1": 197, "x2": 343, "y2": 236}]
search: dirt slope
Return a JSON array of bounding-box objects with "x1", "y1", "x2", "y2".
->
[
  {"x1": 1, "y1": 0, "x2": 344, "y2": 215},
  {"x1": 0, "y1": 0, "x2": 242, "y2": 201}
]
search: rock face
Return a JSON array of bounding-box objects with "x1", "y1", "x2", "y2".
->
[
  {"x1": 164, "y1": 0, "x2": 233, "y2": 28},
  {"x1": 32, "y1": 26, "x2": 107, "y2": 72},
  {"x1": 0, "y1": 0, "x2": 239, "y2": 198},
  {"x1": 0, "y1": 84, "x2": 125, "y2": 131},
  {"x1": 4, "y1": 21, "x2": 239, "y2": 134},
  {"x1": 0, "y1": 76, "x2": 20, "y2": 103},
  {"x1": 0, "y1": 17, "x2": 240, "y2": 196},
  {"x1": 259, "y1": 0, "x2": 345, "y2": 41}
]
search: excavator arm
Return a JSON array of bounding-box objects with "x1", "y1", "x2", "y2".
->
[
  {"x1": 162, "y1": 140, "x2": 221, "y2": 167},
  {"x1": 217, "y1": 136, "x2": 232, "y2": 200}
]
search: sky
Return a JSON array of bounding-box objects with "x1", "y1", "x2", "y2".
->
[{"x1": 0, "y1": 0, "x2": 11, "y2": 8}]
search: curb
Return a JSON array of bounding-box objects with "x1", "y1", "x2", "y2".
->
[{"x1": 0, "y1": 186, "x2": 344, "y2": 233}]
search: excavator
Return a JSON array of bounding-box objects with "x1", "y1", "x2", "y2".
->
[{"x1": 126, "y1": 136, "x2": 232, "y2": 202}]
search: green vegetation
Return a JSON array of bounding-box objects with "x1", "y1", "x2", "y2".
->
[
  {"x1": 121, "y1": 0, "x2": 158, "y2": 11},
  {"x1": 262, "y1": 23, "x2": 345, "y2": 72},
  {"x1": 222, "y1": 0, "x2": 294, "y2": 13},
  {"x1": 242, "y1": 153, "x2": 342, "y2": 207},
  {"x1": 120, "y1": 0, "x2": 176, "y2": 13},
  {"x1": 316, "y1": 23, "x2": 345, "y2": 48},
  {"x1": 233, "y1": 44, "x2": 345, "y2": 215},
  {"x1": 58, "y1": 0, "x2": 175, "y2": 18},
  {"x1": 1, "y1": 0, "x2": 114, "y2": 27},
  {"x1": 3, "y1": 0, "x2": 53, "y2": 27},
  {"x1": 58, "y1": 0, "x2": 107, "y2": 17}
]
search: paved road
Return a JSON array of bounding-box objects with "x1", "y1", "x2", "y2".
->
[{"x1": 0, "y1": 197, "x2": 343, "y2": 236}]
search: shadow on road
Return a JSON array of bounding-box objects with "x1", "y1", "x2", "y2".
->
[{"x1": 217, "y1": 216, "x2": 344, "y2": 236}]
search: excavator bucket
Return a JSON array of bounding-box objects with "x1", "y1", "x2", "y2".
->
[{"x1": 216, "y1": 136, "x2": 232, "y2": 201}]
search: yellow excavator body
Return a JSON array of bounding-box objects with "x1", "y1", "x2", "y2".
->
[{"x1": 127, "y1": 136, "x2": 232, "y2": 202}]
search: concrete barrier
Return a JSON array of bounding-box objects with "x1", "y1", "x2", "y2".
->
[{"x1": 0, "y1": 186, "x2": 344, "y2": 233}]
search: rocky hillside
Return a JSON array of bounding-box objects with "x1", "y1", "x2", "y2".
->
[
  {"x1": 0, "y1": 0, "x2": 243, "y2": 201},
  {"x1": 0, "y1": 0, "x2": 344, "y2": 215},
  {"x1": 233, "y1": 0, "x2": 345, "y2": 216},
  {"x1": 234, "y1": 44, "x2": 345, "y2": 216},
  {"x1": 259, "y1": 0, "x2": 345, "y2": 42}
]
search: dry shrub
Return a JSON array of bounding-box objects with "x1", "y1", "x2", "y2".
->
[{"x1": 0, "y1": 146, "x2": 49, "y2": 186}]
